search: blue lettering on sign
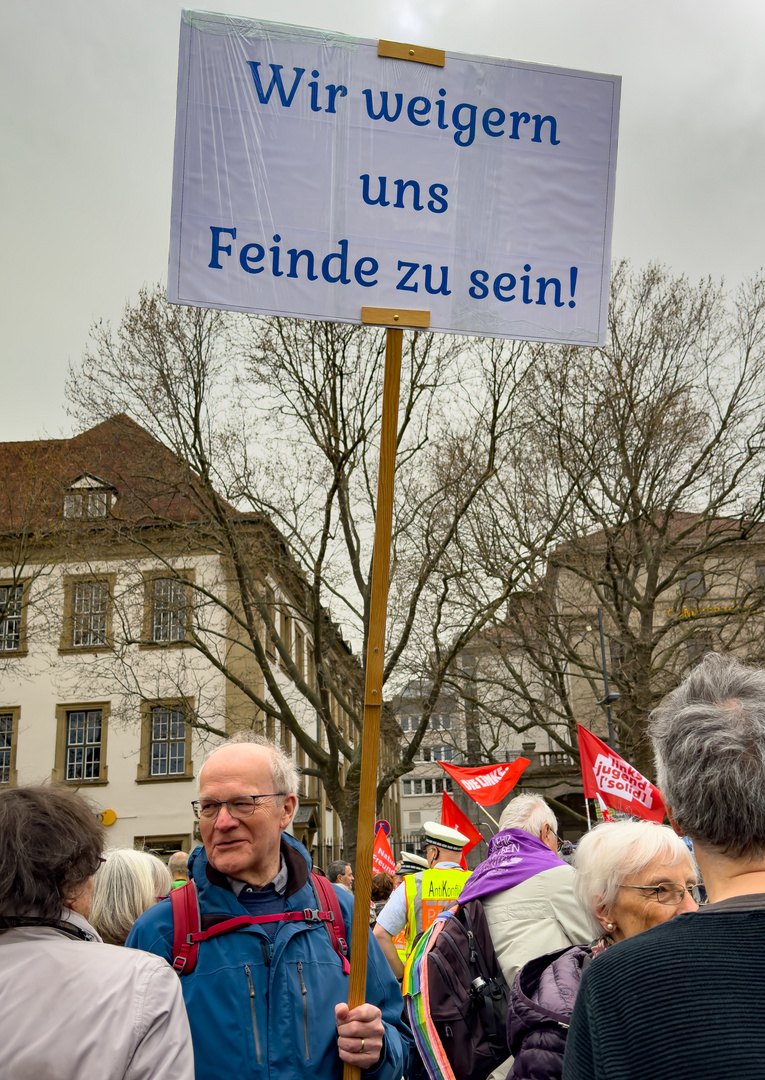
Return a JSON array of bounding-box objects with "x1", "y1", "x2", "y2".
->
[
  {"x1": 207, "y1": 228, "x2": 579, "y2": 310},
  {"x1": 246, "y1": 62, "x2": 347, "y2": 112}
]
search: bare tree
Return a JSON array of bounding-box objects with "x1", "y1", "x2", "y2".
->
[
  {"x1": 454, "y1": 261, "x2": 765, "y2": 779},
  {"x1": 67, "y1": 286, "x2": 564, "y2": 856}
]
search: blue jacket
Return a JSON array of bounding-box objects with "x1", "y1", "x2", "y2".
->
[{"x1": 126, "y1": 835, "x2": 411, "y2": 1080}]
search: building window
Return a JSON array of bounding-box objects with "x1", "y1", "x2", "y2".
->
[
  {"x1": 431, "y1": 714, "x2": 452, "y2": 731},
  {"x1": 402, "y1": 776, "x2": 454, "y2": 796},
  {"x1": 150, "y1": 706, "x2": 186, "y2": 776},
  {"x1": 151, "y1": 579, "x2": 188, "y2": 642},
  {"x1": 680, "y1": 571, "x2": 706, "y2": 599},
  {"x1": 264, "y1": 585, "x2": 276, "y2": 659},
  {"x1": 53, "y1": 702, "x2": 109, "y2": 785},
  {"x1": 137, "y1": 699, "x2": 194, "y2": 782},
  {"x1": 0, "y1": 584, "x2": 23, "y2": 651},
  {"x1": 279, "y1": 606, "x2": 292, "y2": 669},
  {"x1": 65, "y1": 709, "x2": 103, "y2": 781},
  {"x1": 417, "y1": 745, "x2": 453, "y2": 763},
  {"x1": 0, "y1": 709, "x2": 19, "y2": 785},
  {"x1": 64, "y1": 490, "x2": 109, "y2": 518},
  {"x1": 686, "y1": 633, "x2": 714, "y2": 665},
  {"x1": 141, "y1": 571, "x2": 194, "y2": 648},
  {"x1": 294, "y1": 626, "x2": 305, "y2": 679},
  {"x1": 62, "y1": 474, "x2": 115, "y2": 520},
  {"x1": 61, "y1": 576, "x2": 115, "y2": 652},
  {"x1": 73, "y1": 581, "x2": 108, "y2": 646},
  {"x1": 134, "y1": 835, "x2": 192, "y2": 861}
]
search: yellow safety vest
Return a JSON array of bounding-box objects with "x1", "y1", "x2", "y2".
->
[{"x1": 402, "y1": 867, "x2": 472, "y2": 958}]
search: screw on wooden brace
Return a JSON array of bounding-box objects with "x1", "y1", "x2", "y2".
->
[{"x1": 377, "y1": 39, "x2": 446, "y2": 67}]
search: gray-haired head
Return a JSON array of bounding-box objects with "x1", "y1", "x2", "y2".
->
[
  {"x1": 89, "y1": 848, "x2": 172, "y2": 946},
  {"x1": 649, "y1": 651, "x2": 765, "y2": 858},
  {"x1": 498, "y1": 792, "x2": 557, "y2": 838},
  {"x1": 573, "y1": 820, "x2": 696, "y2": 936},
  {"x1": 201, "y1": 730, "x2": 299, "y2": 799}
]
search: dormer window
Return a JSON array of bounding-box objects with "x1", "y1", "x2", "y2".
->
[{"x1": 63, "y1": 475, "x2": 116, "y2": 520}]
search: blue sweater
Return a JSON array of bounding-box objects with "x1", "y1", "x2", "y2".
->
[
  {"x1": 126, "y1": 835, "x2": 411, "y2": 1080},
  {"x1": 562, "y1": 897, "x2": 765, "y2": 1080}
]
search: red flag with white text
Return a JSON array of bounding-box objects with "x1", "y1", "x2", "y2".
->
[
  {"x1": 577, "y1": 724, "x2": 666, "y2": 823},
  {"x1": 372, "y1": 828, "x2": 396, "y2": 874},
  {"x1": 440, "y1": 791, "x2": 484, "y2": 869},
  {"x1": 438, "y1": 758, "x2": 530, "y2": 807}
]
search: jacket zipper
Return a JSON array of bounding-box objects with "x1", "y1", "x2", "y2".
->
[
  {"x1": 244, "y1": 965, "x2": 262, "y2": 1064},
  {"x1": 297, "y1": 961, "x2": 310, "y2": 1060}
]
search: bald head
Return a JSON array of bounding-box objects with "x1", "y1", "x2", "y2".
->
[{"x1": 200, "y1": 733, "x2": 299, "y2": 797}]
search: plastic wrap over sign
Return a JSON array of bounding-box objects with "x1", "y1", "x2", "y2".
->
[{"x1": 169, "y1": 11, "x2": 621, "y2": 344}]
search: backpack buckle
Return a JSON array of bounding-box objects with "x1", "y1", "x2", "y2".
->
[{"x1": 303, "y1": 908, "x2": 320, "y2": 922}]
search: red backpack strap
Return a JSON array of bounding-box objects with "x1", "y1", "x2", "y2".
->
[
  {"x1": 311, "y1": 871, "x2": 350, "y2": 975},
  {"x1": 170, "y1": 880, "x2": 201, "y2": 975}
]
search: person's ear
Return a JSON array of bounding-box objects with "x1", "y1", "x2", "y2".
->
[
  {"x1": 280, "y1": 794, "x2": 297, "y2": 829},
  {"x1": 665, "y1": 804, "x2": 684, "y2": 837},
  {"x1": 593, "y1": 901, "x2": 616, "y2": 936}
]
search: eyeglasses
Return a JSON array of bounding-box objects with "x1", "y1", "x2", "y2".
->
[
  {"x1": 191, "y1": 794, "x2": 286, "y2": 821},
  {"x1": 619, "y1": 882, "x2": 703, "y2": 906}
]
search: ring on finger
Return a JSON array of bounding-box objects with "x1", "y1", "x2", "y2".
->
[{"x1": 360, "y1": 1038, "x2": 365, "y2": 1053}]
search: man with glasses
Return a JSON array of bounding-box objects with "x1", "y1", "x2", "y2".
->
[
  {"x1": 563, "y1": 653, "x2": 765, "y2": 1080},
  {"x1": 126, "y1": 732, "x2": 411, "y2": 1080}
]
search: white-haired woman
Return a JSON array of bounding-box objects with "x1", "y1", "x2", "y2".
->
[
  {"x1": 506, "y1": 820, "x2": 699, "y2": 1080},
  {"x1": 90, "y1": 849, "x2": 172, "y2": 946}
]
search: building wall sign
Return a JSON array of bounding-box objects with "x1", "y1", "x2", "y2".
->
[{"x1": 169, "y1": 11, "x2": 621, "y2": 344}]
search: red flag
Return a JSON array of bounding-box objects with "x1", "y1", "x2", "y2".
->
[
  {"x1": 440, "y1": 791, "x2": 483, "y2": 869},
  {"x1": 372, "y1": 828, "x2": 396, "y2": 874},
  {"x1": 577, "y1": 724, "x2": 666, "y2": 823},
  {"x1": 438, "y1": 758, "x2": 530, "y2": 806}
]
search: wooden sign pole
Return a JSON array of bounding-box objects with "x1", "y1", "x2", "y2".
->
[{"x1": 343, "y1": 309, "x2": 428, "y2": 1080}]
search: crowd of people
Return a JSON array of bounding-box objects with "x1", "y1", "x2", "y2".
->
[{"x1": 2, "y1": 650, "x2": 764, "y2": 1079}]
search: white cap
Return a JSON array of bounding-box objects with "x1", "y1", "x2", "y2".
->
[
  {"x1": 398, "y1": 851, "x2": 429, "y2": 874},
  {"x1": 422, "y1": 821, "x2": 470, "y2": 852}
]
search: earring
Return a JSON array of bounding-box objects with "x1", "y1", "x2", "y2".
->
[{"x1": 606, "y1": 923, "x2": 615, "y2": 931}]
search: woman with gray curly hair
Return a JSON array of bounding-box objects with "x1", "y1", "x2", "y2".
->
[{"x1": 506, "y1": 819, "x2": 698, "y2": 1080}]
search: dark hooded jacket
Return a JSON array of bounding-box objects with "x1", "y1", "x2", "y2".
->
[{"x1": 506, "y1": 944, "x2": 592, "y2": 1080}]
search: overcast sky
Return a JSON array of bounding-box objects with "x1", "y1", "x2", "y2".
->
[{"x1": 2, "y1": 0, "x2": 763, "y2": 442}]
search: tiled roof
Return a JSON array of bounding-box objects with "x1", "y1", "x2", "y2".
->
[{"x1": 0, "y1": 414, "x2": 213, "y2": 532}]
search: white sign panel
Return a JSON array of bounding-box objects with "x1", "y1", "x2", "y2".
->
[{"x1": 169, "y1": 11, "x2": 620, "y2": 344}]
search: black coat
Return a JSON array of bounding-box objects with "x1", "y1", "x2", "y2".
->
[{"x1": 506, "y1": 944, "x2": 592, "y2": 1080}]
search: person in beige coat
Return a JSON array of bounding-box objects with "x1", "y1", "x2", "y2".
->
[
  {"x1": 457, "y1": 792, "x2": 592, "y2": 1080},
  {"x1": 482, "y1": 796, "x2": 592, "y2": 984},
  {"x1": 0, "y1": 785, "x2": 194, "y2": 1080}
]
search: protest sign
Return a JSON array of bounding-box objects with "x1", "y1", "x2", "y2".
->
[
  {"x1": 170, "y1": 11, "x2": 620, "y2": 344},
  {"x1": 577, "y1": 724, "x2": 666, "y2": 823}
]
